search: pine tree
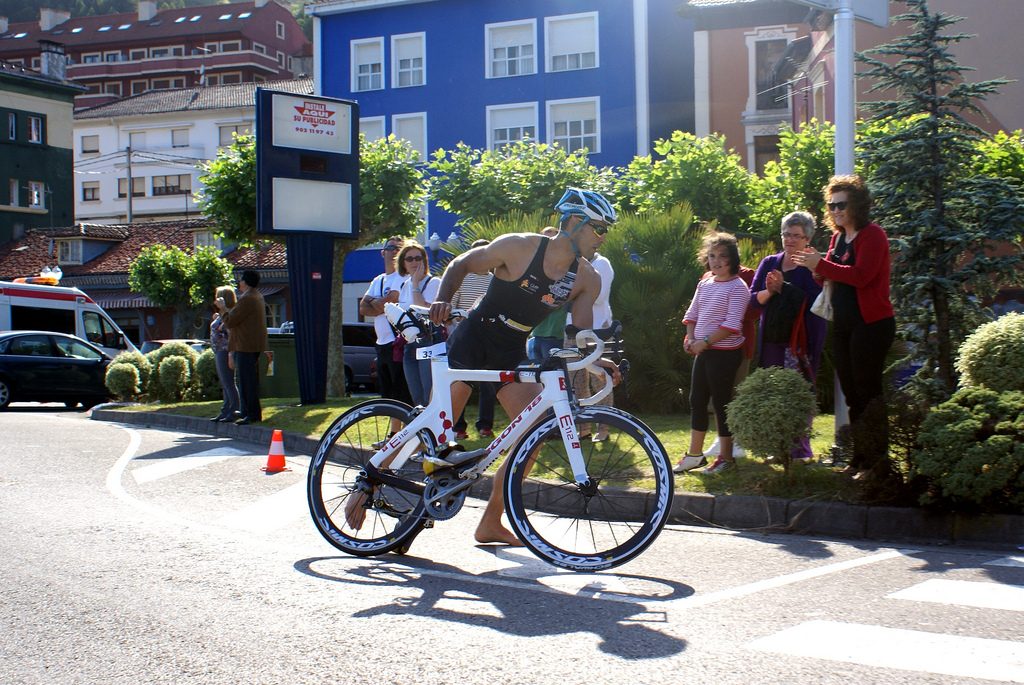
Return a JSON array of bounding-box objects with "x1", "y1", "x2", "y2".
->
[{"x1": 857, "y1": 0, "x2": 1024, "y2": 397}]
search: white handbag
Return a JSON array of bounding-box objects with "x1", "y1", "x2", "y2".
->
[{"x1": 810, "y1": 280, "x2": 834, "y2": 321}]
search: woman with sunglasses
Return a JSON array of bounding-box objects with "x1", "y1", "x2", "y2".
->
[
  {"x1": 792, "y1": 174, "x2": 895, "y2": 483},
  {"x1": 396, "y1": 241, "x2": 441, "y2": 406}
]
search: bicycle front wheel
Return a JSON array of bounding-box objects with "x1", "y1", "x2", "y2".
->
[
  {"x1": 504, "y1": 406, "x2": 674, "y2": 572},
  {"x1": 307, "y1": 399, "x2": 430, "y2": 556}
]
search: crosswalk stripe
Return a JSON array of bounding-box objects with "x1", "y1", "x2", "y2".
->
[
  {"x1": 987, "y1": 556, "x2": 1024, "y2": 569},
  {"x1": 217, "y1": 481, "x2": 308, "y2": 532},
  {"x1": 132, "y1": 447, "x2": 250, "y2": 484},
  {"x1": 888, "y1": 578, "x2": 1024, "y2": 612},
  {"x1": 749, "y1": 620, "x2": 1024, "y2": 682}
]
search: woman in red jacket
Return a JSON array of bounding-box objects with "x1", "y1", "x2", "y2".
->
[{"x1": 792, "y1": 175, "x2": 895, "y2": 481}]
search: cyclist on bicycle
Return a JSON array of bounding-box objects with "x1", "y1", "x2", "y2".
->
[{"x1": 429, "y1": 188, "x2": 622, "y2": 545}]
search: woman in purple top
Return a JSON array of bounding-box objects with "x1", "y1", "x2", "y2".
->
[{"x1": 749, "y1": 211, "x2": 827, "y2": 461}]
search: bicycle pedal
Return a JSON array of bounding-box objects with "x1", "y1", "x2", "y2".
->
[{"x1": 423, "y1": 447, "x2": 486, "y2": 469}]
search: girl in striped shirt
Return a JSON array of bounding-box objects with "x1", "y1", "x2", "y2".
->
[{"x1": 675, "y1": 232, "x2": 750, "y2": 475}]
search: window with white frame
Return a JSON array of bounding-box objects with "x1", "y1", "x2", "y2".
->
[
  {"x1": 276, "y1": 51, "x2": 285, "y2": 67},
  {"x1": 392, "y1": 113, "x2": 426, "y2": 160},
  {"x1": 128, "y1": 131, "x2": 145, "y2": 150},
  {"x1": 360, "y1": 116, "x2": 385, "y2": 142},
  {"x1": 57, "y1": 239, "x2": 82, "y2": 265},
  {"x1": 81, "y1": 181, "x2": 100, "y2": 202},
  {"x1": 28, "y1": 116, "x2": 42, "y2": 144},
  {"x1": 28, "y1": 181, "x2": 45, "y2": 208},
  {"x1": 486, "y1": 20, "x2": 535, "y2": 78},
  {"x1": 193, "y1": 230, "x2": 222, "y2": 251},
  {"x1": 221, "y1": 72, "x2": 241, "y2": 84},
  {"x1": 7, "y1": 112, "x2": 15, "y2": 140},
  {"x1": 81, "y1": 52, "x2": 101, "y2": 63},
  {"x1": 152, "y1": 174, "x2": 191, "y2": 196},
  {"x1": 486, "y1": 103, "x2": 537, "y2": 151},
  {"x1": 8, "y1": 178, "x2": 18, "y2": 206},
  {"x1": 104, "y1": 82, "x2": 121, "y2": 96},
  {"x1": 129, "y1": 48, "x2": 146, "y2": 60},
  {"x1": 221, "y1": 40, "x2": 240, "y2": 52},
  {"x1": 171, "y1": 128, "x2": 189, "y2": 148},
  {"x1": 755, "y1": 38, "x2": 788, "y2": 110},
  {"x1": 218, "y1": 124, "x2": 250, "y2": 147},
  {"x1": 276, "y1": 21, "x2": 285, "y2": 39},
  {"x1": 253, "y1": 42, "x2": 266, "y2": 55},
  {"x1": 131, "y1": 80, "x2": 147, "y2": 95},
  {"x1": 352, "y1": 38, "x2": 384, "y2": 92},
  {"x1": 104, "y1": 51, "x2": 121, "y2": 62},
  {"x1": 548, "y1": 98, "x2": 599, "y2": 153},
  {"x1": 546, "y1": 13, "x2": 598, "y2": 72},
  {"x1": 81, "y1": 134, "x2": 99, "y2": 153},
  {"x1": 117, "y1": 177, "x2": 145, "y2": 198},
  {"x1": 392, "y1": 33, "x2": 425, "y2": 88}
]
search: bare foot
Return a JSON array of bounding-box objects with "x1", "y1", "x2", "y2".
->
[
  {"x1": 344, "y1": 490, "x2": 368, "y2": 530},
  {"x1": 474, "y1": 524, "x2": 523, "y2": 546}
]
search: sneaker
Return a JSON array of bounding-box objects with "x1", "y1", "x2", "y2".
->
[
  {"x1": 455, "y1": 430, "x2": 469, "y2": 440},
  {"x1": 478, "y1": 428, "x2": 494, "y2": 438},
  {"x1": 673, "y1": 454, "x2": 707, "y2": 473},
  {"x1": 707, "y1": 437, "x2": 747, "y2": 458},
  {"x1": 704, "y1": 458, "x2": 736, "y2": 475}
]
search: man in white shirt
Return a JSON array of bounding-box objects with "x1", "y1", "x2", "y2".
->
[{"x1": 359, "y1": 237, "x2": 412, "y2": 417}]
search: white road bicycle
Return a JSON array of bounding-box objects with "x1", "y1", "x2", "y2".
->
[{"x1": 306, "y1": 305, "x2": 674, "y2": 572}]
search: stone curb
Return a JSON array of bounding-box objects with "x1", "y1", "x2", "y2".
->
[{"x1": 92, "y1": 408, "x2": 1024, "y2": 550}]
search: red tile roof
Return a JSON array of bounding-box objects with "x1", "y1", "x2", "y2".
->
[
  {"x1": 0, "y1": 219, "x2": 287, "y2": 282},
  {"x1": 0, "y1": 2, "x2": 306, "y2": 52},
  {"x1": 74, "y1": 76, "x2": 313, "y2": 118}
]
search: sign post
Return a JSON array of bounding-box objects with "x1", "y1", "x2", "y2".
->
[{"x1": 256, "y1": 89, "x2": 359, "y2": 404}]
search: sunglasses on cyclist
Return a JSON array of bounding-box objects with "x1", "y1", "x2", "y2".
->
[{"x1": 590, "y1": 222, "x2": 610, "y2": 236}]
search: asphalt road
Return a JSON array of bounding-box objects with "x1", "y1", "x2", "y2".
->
[{"x1": 2, "y1": 406, "x2": 1023, "y2": 684}]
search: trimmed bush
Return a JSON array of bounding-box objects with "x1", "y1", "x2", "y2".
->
[
  {"x1": 913, "y1": 387, "x2": 1024, "y2": 513},
  {"x1": 156, "y1": 355, "x2": 190, "y2": 402},
  {"x1": 146, "y1": 342, "x2": 199, "y2": 396},
  {"x1": 111, "y1": 350, "x2": 152, "y2": 394},
  {"x1": 955, "y1": 312, "x2": 1024, "y2": 392},
  {"x1": 105, "y1": 363, "x2": 141, "y2": 400},
  {"x1": 728, "y1": 367, "x2": 817, "y2": 471},
  {"x1": 193, "y1": 349, "x2": 220, "y2": 401}
]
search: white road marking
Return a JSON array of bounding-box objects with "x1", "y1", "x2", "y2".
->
[
  {"x1": 988, "y1": 556, "x2": 1024, "y2": 569},
  {"x1": 669, "y1": 549, "x2": 911, "y2": 609},
  {"x1": 749, "y1": 620, "x2": 1024, "y2": 682},
  {"x1": 131, "y1": 446, "x2": 250, "y2": 484},
  {"x1": 889, "y1": 578, "x2": 1024, "y2": 612},
  {"x1": 217, "y1": 480, "x2": 308, "y2": 532}
]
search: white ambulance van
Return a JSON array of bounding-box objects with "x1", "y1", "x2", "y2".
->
[{"x1": 0, "y1": 277, "x2": 139, "y2": 358}]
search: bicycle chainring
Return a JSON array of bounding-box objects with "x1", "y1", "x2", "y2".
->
[{"x1": 422, "y1": 475, "x2": 468, "y2": 521}]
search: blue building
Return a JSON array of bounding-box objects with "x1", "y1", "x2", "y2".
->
[{"x1": 307, "y1": 0, "x2": 696, "y2": 297}]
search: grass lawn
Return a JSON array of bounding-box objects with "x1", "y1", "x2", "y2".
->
[{"x1": 118, "y1": 395, "x2": 862, "y2": 503}]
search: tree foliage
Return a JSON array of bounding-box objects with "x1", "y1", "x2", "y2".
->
[
  {"x1": 748, "y1": 119, "x2": 835, "y2": 243},
  {"x1": 428, "y1": 140, "x2": 615, "y2": 226},
  {"x1": 196, "y1": 133, "x2": 257, "y2": 246},
  {"x1": 128, "y1": 244, "x2": 234, "y2": 338},
  {"x1": 615, "y1": 131, "x2": 752, "y2": 230},
  {"x1": 857, "y1": 0, "x2": 1024, "y2": 397}
]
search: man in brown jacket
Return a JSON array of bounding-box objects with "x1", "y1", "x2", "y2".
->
[{"x1": 216, "y1": 269, "x2": 268, "y2": 425}]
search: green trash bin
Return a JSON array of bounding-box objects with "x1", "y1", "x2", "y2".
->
[{"x1": 260, "y1": 333, "x2": 299, "y2": 398}]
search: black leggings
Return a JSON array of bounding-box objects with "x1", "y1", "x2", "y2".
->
[
  {"x1": 832, "y1": 316, "x2": 895, "y2": 469},
  {"x1": 689, "y1": 348, "x2": 743, "y2": 436}
]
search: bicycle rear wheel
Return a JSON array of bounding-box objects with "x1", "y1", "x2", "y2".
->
[
  {"x1": 307, "y1": 399, "x2": 430, "y2": 556},
  {"x1": 504, "y1": 406, "x2": 674, "y2": 571}
]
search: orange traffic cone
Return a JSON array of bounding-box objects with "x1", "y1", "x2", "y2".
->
[{"x1": 262, "y1": 429, "x2": 290, "y2": 473}]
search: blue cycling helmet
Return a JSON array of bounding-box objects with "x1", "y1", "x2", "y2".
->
[{"x1": 555, "y1": 188, "x2": 618, "y2": 227}]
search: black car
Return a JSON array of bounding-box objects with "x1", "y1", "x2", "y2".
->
[{"x1": 0, "y1": 331, "x2": 112, "y2": 409}]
